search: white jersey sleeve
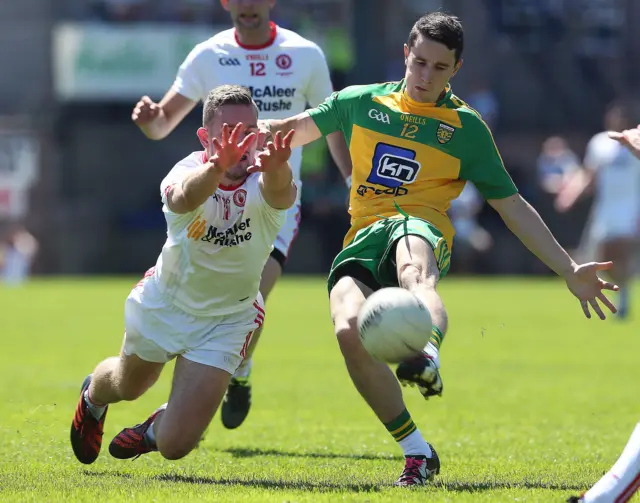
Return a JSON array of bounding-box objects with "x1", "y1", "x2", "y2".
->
[
  {"x1": 171, "y1": 44, "x2": 208, "y2": 102},
  {"x1": 584, "y1": 132, "x2": 612, "y2": 171},
  {"x1": 160, "y1": 153, "x2": 201, "y2": 206},
  {"x1": 303, "y1": 43, "x2": 334, "y2": 107},
  {"x1": 252, "y1": 174, "x2": 297, "y2": 227}
]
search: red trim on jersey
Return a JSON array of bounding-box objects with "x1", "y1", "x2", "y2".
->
[
  {"x1": 134, "y1": 267, "x2": 156, "y2": 288},
  {"x1": 234, "y1": 22, "x2": 277, "y2": 50}
]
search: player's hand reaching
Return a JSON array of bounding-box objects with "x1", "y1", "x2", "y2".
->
[
  {"x1": 132, "y1": 96, "x2": 161, "y2": 126},
  {"x1": 608, "y1": 124, "x2": 640, "y2": 160},
  {"x1": 247, "y1": 130, "x2": 295, "y2": 174},
  {"x1": 563, "y1": 261, "x2": 619, "y2": 320},
  {"x1": 210, "y1": 123, "x2": 257, "y2": 171}
]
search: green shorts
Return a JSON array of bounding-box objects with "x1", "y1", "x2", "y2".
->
[{"x1": 327, "y1": 216, "x2": 451, "y2": 294}]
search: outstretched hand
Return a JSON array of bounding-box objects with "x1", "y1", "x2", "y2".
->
[
  {"x1": 608, "y1": 125, "x2": 640, "y2": 160},
  {"x1": 210, "y1": 123, "x2": 257, "y2": 171},
  {"x1": 564, "y1": 261, "x2": 619, "y2": 320},
  {"x1": 247, "y1": 130, "x2": 295, "y2": 174}
]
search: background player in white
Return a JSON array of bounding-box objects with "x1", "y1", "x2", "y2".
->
[
  {"x1": 567, "y1": 123, "x2": 640, "y2": 503},
  {"x1": 69, "y1": 85, "x2": 297, "y2": 464},
  {"x1": 556, "y1": 103, "x2": 640, "y2": 319},
  {"x1": 131, "y1": 0, "x2": 352, "y2": 429}
]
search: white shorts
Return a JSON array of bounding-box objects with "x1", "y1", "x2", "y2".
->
[
  {"x1": 590, "y1": 202, "x2": 640, "y2": 242},
  {"x1": 122, "y1": 279, "x2": 265, "y2": 374},
  {"x1": 272, "y1": 202, "x2": 301, "y2": 263}
]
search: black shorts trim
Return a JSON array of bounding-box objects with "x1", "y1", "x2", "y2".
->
[
  {"x1": 270, "y1": 248, "x2": 286, "y2": 269},
  {"x1": 331, "y1": 261, "x2": 383, "y2": 292}
]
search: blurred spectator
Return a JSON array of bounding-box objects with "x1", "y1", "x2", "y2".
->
[
  {"x1": 536, "y1": 136, "x2": 581, "y2": 195},
  {"x1": 301, "y1": 169, "x2": 350, "y2": 273},
  {"x1": 466, "y1": 82, "x2": 499, "y2": 130},
  {"x1": 90, "y1": 0, "x2": 151, "y2": 22},
  {"x1": 449, "y1": 183, "x2": 493, "y2": 274},
  {"x1": 170, "y1": 0, "x2": 217, "y2": 24},
  {"x1": 0, "y1": 224, "x2": 39, "y2": 286}
]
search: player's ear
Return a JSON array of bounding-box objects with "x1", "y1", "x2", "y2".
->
[
  {"x1": 220, "y1": 0, "x2": 230, "y2": 12},
  {"x1": 197, "y1": 127, "x2": 209, "y2": 150},
  {"x1": 403, "y1": 44, "x2": 409, "y2": 60},
  {"x1": 452, "y1": 58, "x2": 463, "y2": 77}
]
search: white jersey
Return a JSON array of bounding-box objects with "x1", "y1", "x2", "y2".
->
[
  {"x1": 585, "y1": 132, "x2": 640, "y2": 210},
  {"x1": 151, "y1": 151, "x2": 286, "y2": 317},
  {"x1": 583, "y1": 132, "x2": 640, "y2": 241},
  {"x1": 171, "y1": 22, "x2": 334, "y2": 185}
]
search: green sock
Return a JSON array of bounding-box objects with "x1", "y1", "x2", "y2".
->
[
  {"x1": 428, "y1": 325, "x2": 444, "y2": 350},
  {"x1": 385, "y1": 408, "x2": 417, "y2": 442}
]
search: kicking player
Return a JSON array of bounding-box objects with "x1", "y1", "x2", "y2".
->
[
  {"x1": 556, "y1": 103, "x2": 640, "y2": 319},
  {"x1": 70, "y1": 85, "x2": 297, "y2": 464},
  {"x1": 263, "y1": 12, "x2": 619, "y2": 485},
  {"x1": 568, "y1": 122, "x2": 640, "y2": 503},
  {"x1": 131, "y1": 0, "x2": 351, "y2": 430}
]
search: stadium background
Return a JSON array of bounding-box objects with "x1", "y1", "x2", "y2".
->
[{"x1": 2, "y1": 0, "x2": 638, "y2": 278}]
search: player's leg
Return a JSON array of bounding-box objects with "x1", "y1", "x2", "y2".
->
[
  {"x1": 328, "y1": 240, "x2": 439, "y2": 485},
  {"x1": 222, "y1": 203, "x2": 299, "y2": 429},
  {"x1": 110, "y1": 299, "x2": 264, "y2": 459},
  {"x1": 109, "y1": 356, "x2": 231, "y2": 460},
  {"x1": 568, "y1": 422, "x2": 640, "y2": 503},
  {"x1": 600, "y1": 238, "x2": 635, "y2": 318},
  {"x1": 70, "y1": 335, "x2": 165, "y2": 465},
  {"x1": 392, "y1": 220, "x2": 450, "y2": 398}
]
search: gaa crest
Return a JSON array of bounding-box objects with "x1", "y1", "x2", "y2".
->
[{"x1": 436, "y1": 123, "x2": 455, "y2": 144}]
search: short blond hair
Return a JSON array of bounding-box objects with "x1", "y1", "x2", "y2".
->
[{"x1": 202, "y1": 85, "x2": 257, "y2": 126}]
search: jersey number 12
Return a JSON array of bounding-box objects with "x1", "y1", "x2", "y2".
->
[{"x1": 250, "y1": 63, "x2": 266, "y2": 76}]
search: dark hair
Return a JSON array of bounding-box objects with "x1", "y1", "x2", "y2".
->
[
  {"x1": 203, "y1": 84, "x2": 257, "y2": 126},
  {"x1": 407, "y1": 12, "x2": 464, "y2": 63}
]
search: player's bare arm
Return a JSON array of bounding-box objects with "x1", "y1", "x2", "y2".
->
[
  {"x1": 250, "y1": 130, "x2": 298, "y2": 209},
  {"x1": 488, "y1": 193, "x2": 618, "y2": 319},
  {"x1": 554, "y1": 166, "x2": 594, "y2": 212},
  {"x1": 132, "y1": 91, "x2": 197, "y2": 141},
  {"x1": 609, "y1": 124, "x2": 640, "y2": 159},
  {"x1": 326, "y1": 132, "x2": 353, "y2": 182},
  {"x1": 262, "y1": 112, "x2": 322, "y2": 149},
  {"x1": 167, "y1": 123, "x2": 257, "y2": 214}
]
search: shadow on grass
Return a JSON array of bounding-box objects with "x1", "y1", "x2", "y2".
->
[
  {"x1": 219, "y1": 446, "x2": 403, "y2": 462},
  {"x1": 83, "y1": 470, "x2": 586, "y2": 493}
]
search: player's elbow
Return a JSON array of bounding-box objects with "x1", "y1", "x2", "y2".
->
[{"x1": 167, "y1": 194, "x2": 197, "y2": 214}]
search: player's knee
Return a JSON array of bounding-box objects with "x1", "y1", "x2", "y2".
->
[
  {"x1": 157, "y1": 440, "x2": 193, "y2": 461},
  {"x1": 398, "y1": 260, "x2": 439, "y2": 291},
  {"x1": 334, "y1": 315, "x2": 361, "y2": 355},
  {"x1": 116, "y1": 381, "x2": 148, "y2": 402},
  {"x1": 330, "y1": 280, "x2": 363, "y2": 356}
]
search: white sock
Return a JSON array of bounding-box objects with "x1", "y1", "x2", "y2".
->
[
  {"x1": 233, "y1": 358, "x2": 252, "y2": 380},
  {"x1": 583, "y1": 422, "x2": 640, "y2": 503},
  {"x1": 398, "y1": 429, "x2": 433, "y2": 457},
  {"x1": 84, "y1": 389, "x2": 107, "y2": 420},
  {"x1": 143, "y1": 421, "x2": 157, "y2": 447},
  {"x1": 423, "y1": 342, "x2": 440, "y2": 369}
]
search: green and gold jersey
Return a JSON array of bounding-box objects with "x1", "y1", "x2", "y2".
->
[{"x1": 308, "y1": 80, "x2": 518, "y2": 249}]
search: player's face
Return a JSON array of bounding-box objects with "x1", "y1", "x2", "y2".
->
[
  {"x1": 403, "y1": 35, "x2": 461, "y2": 103},
  {"x1": 604, "y1": 105, "x2": 631, "y2": 132},
  {"x1": 221, "y1": 0, "x2": 275, "y2": 31},
  {"x1": 199, "y1": 104, "x2": 259, "y2": 181}
]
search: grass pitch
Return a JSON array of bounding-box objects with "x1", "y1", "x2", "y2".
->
[{"x1": 0, "y1": 277, "x2": 638, "y2": 502}]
